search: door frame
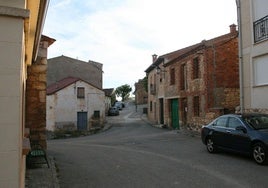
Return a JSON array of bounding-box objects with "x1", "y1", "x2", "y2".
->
[
  {"x1": 77, "y1": 111, "x2": 88, "y2": 131},
  {"x1": 171, "y1": 99, "x2": 179, "y2": 129}
]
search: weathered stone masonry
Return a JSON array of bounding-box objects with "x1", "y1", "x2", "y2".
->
[{"x1": 25, "y1": 36, "x2": 55, "y2": 149}]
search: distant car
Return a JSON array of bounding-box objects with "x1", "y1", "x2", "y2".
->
[
  {"x1": 201, "y1": 113, "x2": 268, "y2": 165},
  {"x1": 114, "y1": 101, "x2": 123, "y2": 110},
  {"x1": 108, "y1": 107, "x2": 119, "y2": 116}
]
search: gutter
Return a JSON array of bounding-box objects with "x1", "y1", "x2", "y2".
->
[
  {"x1": 32, "y1": 0, "x2": 50, "y2": 62},
  {"x1": 236, "y1": 0, "x2": 244, "y2": 113}
]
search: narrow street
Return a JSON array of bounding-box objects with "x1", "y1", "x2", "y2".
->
[{"x1": 47, "y1": 103, "x2": 268, "y2": 188}]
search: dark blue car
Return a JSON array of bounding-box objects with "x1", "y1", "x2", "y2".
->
[{"x1": 201, "y1": 113, "x2": 268, "y2": 165}]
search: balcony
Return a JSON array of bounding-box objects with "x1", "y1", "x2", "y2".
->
[{"x1": 254, "y1": 15, "x2": 268, "y2": 43}]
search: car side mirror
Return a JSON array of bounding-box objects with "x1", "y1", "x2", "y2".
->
[{"x1": 236, "y1": 126, "x2": 247, "y2": 133}]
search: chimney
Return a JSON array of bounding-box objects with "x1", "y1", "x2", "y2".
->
[
  {"x1": 229, "y1": 24, "x2": 237, "y2": 33},
  {"x1": 152, "y1": 54, "x2": 157, "y2": 63}
]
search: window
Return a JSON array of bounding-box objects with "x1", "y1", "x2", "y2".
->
[
  {"x1": 180, "y1": 64, "x2": 187, "y2": 90},
  {"x1": 253, "y1": 55, "x2": 268, "y2": 86},
  {"x1": 228, "y1": 117, "x2": 242, "y2": 129},
  {"x1": 193, "y1": 57, "x2": 200, "y2": 79},
  {"x1": 170, "y1": 68, "x2": 175, "y2": 85},
  {"x1": 77, "y1": 87, "x2": 85, "y2": 98},
  {"x1": 150, "y1": 101, "x2": 153, "y2": 112},
  {"x1": 214, "y1": 117, "x2": 228, "y2": 127},
  {"x1": 193, "y1": 96, "x2": 200, "y2": 116},
  {"x1": 94, "y1": 111, "x2": 100, "y2": 118}
]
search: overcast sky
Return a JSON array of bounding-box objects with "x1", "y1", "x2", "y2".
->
[{"x1": 43, "y1": 0, "x2": 237, "y2": 90}]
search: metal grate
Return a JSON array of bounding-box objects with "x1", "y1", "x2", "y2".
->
[{"x1": 254, "y1": 15, "x2": 268, "y2": 43}]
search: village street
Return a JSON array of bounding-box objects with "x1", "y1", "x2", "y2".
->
[{"x1": 47, "y1": 103, "x2": 268, "y2": 188}]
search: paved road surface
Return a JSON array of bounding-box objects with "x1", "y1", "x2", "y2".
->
[{"x1": 48, "y1": 103, "x2": 268, "y2": 188}]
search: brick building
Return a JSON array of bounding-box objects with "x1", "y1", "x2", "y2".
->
[{"x1": 145, "y1": 25, "x2": 240, "y2": 131}]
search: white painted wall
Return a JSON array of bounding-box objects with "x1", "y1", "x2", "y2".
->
[
  {"x1": 46, "y1": 80, "x2": 105, "y2": 131},
  {"x1": 241, "y1": 0, "x2": 268, "y2": 110},
  {"x1": 0, "y1": 7, "x2": 25, "y2": 187}
]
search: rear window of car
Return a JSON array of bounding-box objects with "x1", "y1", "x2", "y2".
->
[{"x1": 244, "y1": 115, "x2": 268, "y2": 130}]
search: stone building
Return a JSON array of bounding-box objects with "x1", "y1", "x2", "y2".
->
[
  {"x1": 46, "y1": 77, "x2": 105, "y2": 131},
  {"x1": 134, "y1": 78, "x2": 148, "y2": 105},
  {"x1": 237, "y1": 0, "x2": 268, "y2": 113},
  {"x1": 145, "y1": 25, "x2": 240, "y2": 131},
  {"x1": 103, "y1": 88, "x2": 116, "y2": 113},
  {"x1": 47, "y1": 55, "x2": 103, "y2": 89},
  {"x1": 47, "y1": 55, "x2": 105, "y2": 131}
]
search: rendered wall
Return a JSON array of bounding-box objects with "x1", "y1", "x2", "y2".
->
[
  {"x1": 0, "y1": 8, "x2": 25, "y2": 188},
  {"x1": 241, "y1": 0, "x2": 268, "y2": 112},
  {"x1": 47, "y1": 81, "x2": 105, "y2": 131}
]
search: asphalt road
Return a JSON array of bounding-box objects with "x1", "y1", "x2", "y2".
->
[{"x1": 47, "y1": 103, "x2": 268, "y2": 188}]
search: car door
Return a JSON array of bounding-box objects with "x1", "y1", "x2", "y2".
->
[
  {"x1": 227, "y1": 117, "x2": 251, "y2": 153},
  {"x1": 211, "y1": 116, "x2": 229, "y2": 148}
]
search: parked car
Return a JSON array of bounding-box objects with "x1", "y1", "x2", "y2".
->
[
  {"x1": 114, "y1": 101, "x2": 123, "y2": 110},
  {"x1": 201, "y1": 113, "x2": 268, "y2": 165},
  {"x1": 108, "y1": 107, "x2": 119, "y2": 116}
]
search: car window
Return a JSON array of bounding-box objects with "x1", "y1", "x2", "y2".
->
[
  {"x1": 214, "y1": 117, "x2": 228, "y2": 127},
  {"x1": 228, "y1": 117, "x2": 242, "y2": 129},
  {"x1": 244, "y1": 115, "x2": 268, "y2": 130}
]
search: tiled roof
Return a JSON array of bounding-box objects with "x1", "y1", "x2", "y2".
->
[
  {"x1": 47, "y1": 77, "x2": 80, "y2": 95},
  {"x1": 103, "y1": 88, "x2": 114, "y2": 97},
  {"x1": 145, "y1": 29, "x2": 238, "y2": 73}
]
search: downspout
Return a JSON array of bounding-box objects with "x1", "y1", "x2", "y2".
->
[{"x1": 236, "y1": 0, "x2": 244, "y2": 113}]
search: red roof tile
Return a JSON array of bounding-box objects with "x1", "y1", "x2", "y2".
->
[{"x1": 47, "y1": 77, "x2": 80, "y2": 95}]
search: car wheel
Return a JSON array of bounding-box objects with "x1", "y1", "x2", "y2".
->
[
  {"x1": 252, "y1": 143, "x2": 268, "y2": 165},
  {"x1": 206, "y1": 137, "x2": 217, "y2": 153}
]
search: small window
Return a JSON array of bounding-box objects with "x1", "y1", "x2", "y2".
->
[
  {"x1": 77, "y1": 87, "x2": 85, "y2": 98},
  {"x1": 150, "y1": 101, "x2": 153, "y2": 112},
  {"x1": 170, "y1": 68, "x2": 175, "y2": 85},
  {"x1": 94, "y1": 111, "x2": 100, "y2": 118},
  {"x1": 180, "y1": 64, "x2": 187, "y2": 90},
  {"x1": 193, "y1": 96, "x2": 200, "y2": 116},
  {"x1": 193, "y1": 57, "x2": 200, "y2": 79}
]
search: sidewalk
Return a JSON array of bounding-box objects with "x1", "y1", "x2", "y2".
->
[{"x1": 25, "y1": 156, "x2": 60, "y2": 188}]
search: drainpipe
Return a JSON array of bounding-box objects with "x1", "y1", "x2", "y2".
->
[{"x1": 236, "y1": 0, "x2": 244, "y2": 113}]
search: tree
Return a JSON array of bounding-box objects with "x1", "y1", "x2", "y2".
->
[{"x1": 115, "y1": 84, "x2": 132, "y2": 101}]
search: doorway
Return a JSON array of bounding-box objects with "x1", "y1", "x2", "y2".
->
[
  {"x1": 171, "y1": 99, "x2": 179, "y2": 129},
  {"x1": 77, "y1": 112, "x2": 88, "y2": 130}
]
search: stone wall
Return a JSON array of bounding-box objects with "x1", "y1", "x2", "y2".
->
[
  {"x1": 25, "y1": 37, "x2": 53, "y2": 149},
  {"x1": 135, "y1": 79, "x2": 148, "y2": 105},
  {"x1": 26, "y1": 58, "x2": 47, "y2": 148}
]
